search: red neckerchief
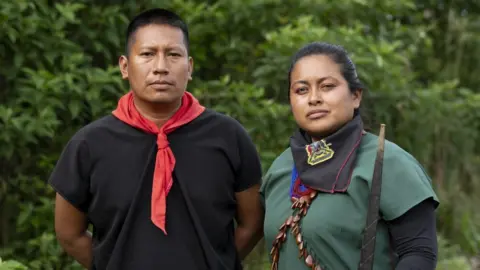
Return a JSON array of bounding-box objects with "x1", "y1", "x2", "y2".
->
[{"x1": 112, "y1": 91, "x2": 205, "y2": 234}]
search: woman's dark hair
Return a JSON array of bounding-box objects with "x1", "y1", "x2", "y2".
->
[{"x1": 287, "y1": 42, "x2": 366, "y2": 94}]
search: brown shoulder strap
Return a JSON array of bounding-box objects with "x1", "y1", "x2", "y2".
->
[{"x1": 358, "y1": 124, "x2": 386, "y2": 270}]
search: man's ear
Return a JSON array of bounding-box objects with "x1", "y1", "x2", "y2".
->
[
  {"x1": 187, "y1": 56, "x2": 194, "y2": 81},
  {"x1": 119, "y1": 55, "x2": 128, "y2": 80}
]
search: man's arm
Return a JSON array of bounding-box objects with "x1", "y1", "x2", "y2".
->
[
  {"x1": 234, "y1": 183, "x2": 264, "y2": 260},
  {"x1": 54, "y1": 193, "x2": 92, "y2": 268},
  {"x1": 48, "y1": 135, "x2": 92, "y2": 268},
  {"x1": 230, "y1": 119, "x2": 265, "y2": 259}
]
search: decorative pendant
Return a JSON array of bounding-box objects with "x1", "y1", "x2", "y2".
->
[{"x1": 306, "y1": 140, "x2": 334, "y2": 165}]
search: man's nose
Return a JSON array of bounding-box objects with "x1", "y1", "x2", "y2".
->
[{"x1": 153, "y1": 54, "x2": 169, "y2": 74}]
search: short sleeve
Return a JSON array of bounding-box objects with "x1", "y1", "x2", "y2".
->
[
  {"x1": 259, "y1": 172, "x2": 271, "y2": 208},
  {"x1": 48, "y1": 135, "x2": 91, "y2": 213},
  {"x1": 259, "y1": 148, "x2": 292, "y2": 209},
  {"x1": 380, "y1": 147, "x2": 439, "y2": 221},
  {"x1": 233, "y1": 124, "x2": 263, "y2": 192}
]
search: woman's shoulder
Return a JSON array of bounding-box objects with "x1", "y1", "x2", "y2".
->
[
  {"x1": 261, "y1": 148, "x2": 294, "y2": 192},
  {"x1": 265, "y1": 147, "x2": 294, "y2": 177},
  {"x1": 360, "y1": 132, "x2": 439, "y2": 220},
  {"x1": 360, "y1": 132, "x2": 423, "y2": 168}
]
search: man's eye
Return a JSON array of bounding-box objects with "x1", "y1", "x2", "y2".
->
[{"x1": 296, "y1": 87, "x2": 308, "y2": 94}]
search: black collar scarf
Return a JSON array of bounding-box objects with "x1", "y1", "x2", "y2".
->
[{"x1": 290, "y1": 115, "x2": 365, "y2": 193}]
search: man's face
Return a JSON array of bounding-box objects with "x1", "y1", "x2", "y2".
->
[{"x1": 119, "y1": 24, "x2": 193, "y2": 104}]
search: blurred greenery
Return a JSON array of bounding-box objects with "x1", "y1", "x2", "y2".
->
[{"x1": 0, "y1": 0, "x2": 479, "y2": 269}]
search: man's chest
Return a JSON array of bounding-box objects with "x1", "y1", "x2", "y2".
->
[{"x1": 88, "y1": 134, "x2": 237, "y2": 219}]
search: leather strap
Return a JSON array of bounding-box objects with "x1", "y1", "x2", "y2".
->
[{"x1": 358, "y1": 124, "x2": 386, "y2": 270}]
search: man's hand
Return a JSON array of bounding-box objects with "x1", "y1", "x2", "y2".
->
[
  {"x1": 234, "y1": 184, "x2": 264, "y2": 260},
  {"x1": 54, "y1": 193, "x2": 93, "y2": 268}
]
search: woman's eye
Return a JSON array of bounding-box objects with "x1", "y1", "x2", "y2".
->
[{"x1": 323, "y1": 84, "x2": 336, "y2": 90}]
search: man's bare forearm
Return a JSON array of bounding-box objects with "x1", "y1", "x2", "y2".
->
[
  {"x1": 235, "y1": 225, "x2": 263, "y2": 260},
  {"x1": 58, "y1": 231, "x2": 93, "y2": 269}
]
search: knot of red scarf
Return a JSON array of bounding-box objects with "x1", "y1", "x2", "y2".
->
[
  {"x1": 157, "y1": 134, "x2": 169, "y2": 149},
  {"x1": 112, "y1": 91, "x2": 205, "y2": 234}
]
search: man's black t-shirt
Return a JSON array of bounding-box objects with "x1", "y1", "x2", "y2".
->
[{"x1": 48, "y1": 109, "x2": 262, "y2": 270}]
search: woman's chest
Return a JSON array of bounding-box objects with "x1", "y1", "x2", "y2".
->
[
  {"x1": 263, "y1": 172, "x2": 373, "y2": 260},
  {"x1": 265, "y1": 186, "x2": 367, "y2": 243}
]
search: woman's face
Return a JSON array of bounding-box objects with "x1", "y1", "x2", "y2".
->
[{"x1": 289, "y1": 54, "x2": 362, "y2": 139}]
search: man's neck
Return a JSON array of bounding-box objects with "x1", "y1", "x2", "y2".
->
[{"x1": 133, "y1": 96, "x2": 181, "y2": 128}]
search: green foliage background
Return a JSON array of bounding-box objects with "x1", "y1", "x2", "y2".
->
[{"x1": 1, "y1": 0, "x2": 479, "y2": 269}]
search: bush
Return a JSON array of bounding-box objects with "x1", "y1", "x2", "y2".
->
[{"x1": 1, "y1": 0, "x2": 479, "y2": 268}]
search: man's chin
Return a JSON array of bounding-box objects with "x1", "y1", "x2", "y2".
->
[{"x1": 147, "y1": 93, "x2": 183, "y2": 104}]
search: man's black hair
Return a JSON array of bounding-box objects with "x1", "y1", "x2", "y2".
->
[{"x1": 125, "y1": 8, "x2": 189, "y2": 56}]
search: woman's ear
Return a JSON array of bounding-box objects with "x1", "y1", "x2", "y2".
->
[{"x1": 352, "y1": 89, "x2": 363, "y2": 109}]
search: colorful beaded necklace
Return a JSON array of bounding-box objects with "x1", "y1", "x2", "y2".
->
[{"x1": 270, "y1": 165, "x2": 323, "y2": 270}]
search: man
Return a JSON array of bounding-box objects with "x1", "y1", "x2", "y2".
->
[{"x1": 49, "y1": 8, "x2": 264, "y2": 270}]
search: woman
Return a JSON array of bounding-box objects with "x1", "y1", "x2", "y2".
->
[{"x1": 260, "y1": 42, "x2": 439, "y2": 270}]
